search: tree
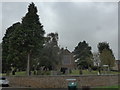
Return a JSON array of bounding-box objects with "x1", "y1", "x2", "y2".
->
[
  {"x1": 2, "y1": 3, "x2": 45, "y2": 76},
  {"x1": 8, "y1": 23, "x2": 27, "y2": 72},
  {"x1": 2, "y1": 22, "x2": 21, "y2": 73},
  {"x1": 93, "y1": 52, "x2": 101, "y2": 74},
  {"x1": 98, "y1": 42, "x2": 111, "y2": 53},
  {"x1": 100, "y1": 49, "x2": 115, "y2": 68},
  {"x1": 98, "y1": 42, "x2": 115, "y2": 68},
  {"x1": 93, "y1": 52, "x2": 101, "y2": 67},
  {"x1": 40, "y1": 32, "x2": 59, "y2": 70},
  {"x1": 73, "y1": 41, "x2": 93, "y2": 73},
  {"x1": 20, "y1": 2, "x2": 45, "y2": 75}
]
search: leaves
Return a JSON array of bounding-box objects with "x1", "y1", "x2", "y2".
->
[
  {"x1": 40, "y1": 32, "x2": 60, "y2": 70},
  {"x1": 2, "y1": 3, "x2": 45, "y2": 73},
  {"x1": 100, "y1": 49, "x2": 115, "y2": 67},
  {"x1": 98, "y1": 42, "x2": 115, "y2": 67},
  {"x1": 73, "y1": 41, "x2": 93, "y2": 69}
]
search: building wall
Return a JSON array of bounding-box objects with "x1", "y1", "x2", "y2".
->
[
  {"x1": 116, "y1": 60, "x2": 120, "y2": 71},
  {"x1": 6, "y1": 75, "x2": 119, "y2": 88},
  {"x1": 60, "y1": 49, "x2": 75, "y2": 70},
  {"x1": 112, "y1": 60, "x2": 120, "y2": 71}
]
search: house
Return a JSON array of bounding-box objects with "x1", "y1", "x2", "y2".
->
[{"x1": 58, "y1": 48, "x2": 76, "y2": 73}]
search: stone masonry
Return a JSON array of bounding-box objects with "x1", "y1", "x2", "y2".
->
[{"x1": 6, "y1": 74, "x2": 119, "y2": 88}]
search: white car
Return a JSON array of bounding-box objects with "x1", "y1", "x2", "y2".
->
[{"x1": 0, "y1": 77, "x2": 9, "y2": 87}]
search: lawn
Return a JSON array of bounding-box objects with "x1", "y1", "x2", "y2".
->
[
  {"x1": 91, "y1": 85, "x2": 120, "y2": 90},
  {"x1": 1, "y1": 69, "x2": 119, "y2": 76},
  {"x1": 2, "y1": 71, "x2": 27, "y2": 76},
  {"x1": 2, "y1": 70, "x2": 51, "y2": 76},
  {"x1": 14, "y1": 71, "x2": 27, "y2": 76},
  {"x1": 69, "y1": 70, "x2": 119, "y2": 75},
  {"x1": 99, "y1": 85, "x2": 120, "y2": 88}
]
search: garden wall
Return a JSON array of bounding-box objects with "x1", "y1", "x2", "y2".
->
[{"x1": 6, "y1": 74, "x2": 119, "y2": 88}]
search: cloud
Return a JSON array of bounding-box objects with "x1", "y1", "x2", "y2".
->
[
  {"x1": 2, "y1": 2, "x2": 29, "y2": 37},
  {"x1": 1, "y1": 2, "x2": 118, "y2": 59},
  {"x1": 0, "y1": 3, "x2": 2, "y2": 42},
  {"x1": 37, "y1": 2, "x2": 118, "y2": 55}
]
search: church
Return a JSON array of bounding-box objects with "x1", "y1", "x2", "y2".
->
[{"x1": 57, "y1": 47, "x2": 76, "y2": 73}]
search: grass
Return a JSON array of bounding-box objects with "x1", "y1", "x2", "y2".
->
[
  {"x1": 83, "y1": 85, "x2": 120, "y2": 90},
  {"x1": 1, "y1": 69, "x2": 119, "y2": 76},
  {"x1": 15, "y1": 71, "x2": 27, "y2": 76},
  {"x1": 69, "y1": 70, "x2": 119, "y2": 75},
  {"x1": 2, "y1": 71, "x2": 27, "y2": 76},
  {"x1": 2, "y1": 70, "x2": 51, "y2": 76},
  {"x1": 94, "y1": 85, "x2": 120, "y2": 89},
  {"x1": 69, "y1": 70, "x2": 98, "y2": 75},
  {"x1": 100, "y1": 85, "x2": 120, "y2": 88}
]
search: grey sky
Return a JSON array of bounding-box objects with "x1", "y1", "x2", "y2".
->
[
  {"x1": 1, "y1": 2, "x2": 118, "y2": 59},
  {"x1": 0, "y1": 2, "x2": 1, "y2": 73}
]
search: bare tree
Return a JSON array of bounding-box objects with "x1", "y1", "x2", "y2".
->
[{"x1": 93, "y1": 52, "x2": 101, "y2": 67}]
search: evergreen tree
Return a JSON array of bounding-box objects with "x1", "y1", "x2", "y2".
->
[
  {"x1": 98, "y1": 42, "x2": 111, "y2": 53},
  {"x1": 73, "y1": 41, "x2": 93, "y2": 71},
  {"x1": 2, "y1": 3, "x2": 45, "y2": 75},
  {"x1": 2, "y1": 22, "x2": 21, "y2": 73},
  {"x1": 21, "y1": 2, "x2": 45, "y2": 75},
  {"x1": 8, "y1": 23, "x2": 27, "y2": 71}
]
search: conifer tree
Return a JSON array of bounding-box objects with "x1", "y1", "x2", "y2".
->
[
  {"x1": 73, "y1": 41, "x2": 93, "y2": 73},
  {"x1": 2, "y1": 3, "x2": 45, "y2": 75},
  {"x1": 2, "y1": 22, "x2": 21, "y2": 73},
  {"x1": 21, "y1": 2, "x2": 45, "y2": 75}
]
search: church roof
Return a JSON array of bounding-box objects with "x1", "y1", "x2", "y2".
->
[{"x1": 60, "y1": 48, "x2": 71, "y2": 55}]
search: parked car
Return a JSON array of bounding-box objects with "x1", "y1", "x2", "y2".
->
[{"x1": 0, "y1": 77, "x2": 9, "y2": 87}]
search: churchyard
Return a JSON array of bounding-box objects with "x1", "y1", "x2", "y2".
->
[{"x1": 1, "y1": 2, "x2": 119, "y2": 89}]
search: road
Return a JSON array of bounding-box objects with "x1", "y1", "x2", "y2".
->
[{"x1": 1, "y1": 87, "x2": 69, "y2": 90}]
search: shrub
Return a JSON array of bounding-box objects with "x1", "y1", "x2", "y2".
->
[{"x1": 91, "y1": 66, "x2": 98, "y2": 71}]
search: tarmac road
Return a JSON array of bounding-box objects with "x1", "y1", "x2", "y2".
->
[{"x1": 1, "y1": 87, "x2": 69, "y2": 90}]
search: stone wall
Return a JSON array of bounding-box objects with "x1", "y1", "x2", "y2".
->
[{"x1": 6, "y1": 74, "x2": 119, "y2": 88}]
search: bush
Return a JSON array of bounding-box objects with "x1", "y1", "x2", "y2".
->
[
  {"x1": 36, "y1": 70, "x2": 51, "y2": 75},
  {"x1": 44, "y1": 71, "x2": 51, "y2": 75},
  {"x1": 91, "y1": 66, "x2": 98, "y2": 71}
]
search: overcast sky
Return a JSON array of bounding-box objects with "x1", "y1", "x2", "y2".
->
[{"x1": 1, "y1": 2, "x2": 118, "y2": 59}]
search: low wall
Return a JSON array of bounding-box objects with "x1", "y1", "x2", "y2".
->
[{"x1": 6, "y1": 74, "x2": 119, "y2": 88}]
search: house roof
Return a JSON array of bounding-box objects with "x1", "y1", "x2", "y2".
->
[{"x1": 60, "y1": 48, "x2": 71, "y2": 55}]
